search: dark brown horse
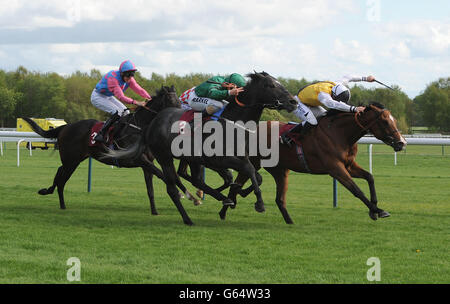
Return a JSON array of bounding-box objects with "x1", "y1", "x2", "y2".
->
[
  {"x1": 219, "y1": 103, "x2": 407, "y2": 223},
  {"x1": 23, "y1": 86, "x2": 200, "y2": 212}
]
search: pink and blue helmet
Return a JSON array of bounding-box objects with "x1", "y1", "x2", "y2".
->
[{"x1": 119, "y1": 60, "x2": 137, "y2": 73}]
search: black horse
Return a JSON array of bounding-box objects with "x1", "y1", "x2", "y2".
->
[
  {"x1": 23, "y1": 86, "x2": 200, "y2": 211},
  {"x1": 106, "y1": 72, "x2": 297, "y2": 225}
]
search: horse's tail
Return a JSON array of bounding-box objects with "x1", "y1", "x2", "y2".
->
[
  {"x1": 22, "y1": 117, "x2": 66, "y2": 138},
  {"x1": 101, "y1": 133, "x2": 147, "y2": 161}
]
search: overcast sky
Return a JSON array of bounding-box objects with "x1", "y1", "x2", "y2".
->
[{"x1": 0, "y1": 0, "x2": 448, "y2": 98}]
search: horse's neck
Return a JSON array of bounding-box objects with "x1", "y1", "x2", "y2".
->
[
  {"x1": 127, "y1": 108, "x2": 154, "y2": 126},
  {"x1": 221, "y1": 90, "x2": 264, "y2": 122},
  {"x1": 323, "y1": 113, "x2": 367, "y2": 145}
]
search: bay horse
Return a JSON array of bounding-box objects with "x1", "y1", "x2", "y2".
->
[
  {"x1": 219, "y1": 102, "x2": 407, "y2": 223},
  {"x1": 23, "y1": 86, "x2": 201, "y2": 212},
  {"x1": 106, "y1": 72, "x2": 297, "y2": 225}
]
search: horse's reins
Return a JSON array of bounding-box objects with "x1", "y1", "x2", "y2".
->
[{"x1": 209, "y1": 80, "x2": 283, "y2": 110}]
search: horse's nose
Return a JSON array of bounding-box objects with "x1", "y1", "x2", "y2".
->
[
  {"x1": 289, "y1": 98, "x2": 297, "y2": 106},
  {"x1": 394, "y1": 141, "x2": 405, "y2": 152}
]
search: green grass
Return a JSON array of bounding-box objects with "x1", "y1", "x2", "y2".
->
[{"x1": 0, "y1": 143, "x2": 449, "y2": 284}]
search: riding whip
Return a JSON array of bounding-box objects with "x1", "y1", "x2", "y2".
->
[{"x1": 374, "y1": 80, "x2": 395, "y2": 91}]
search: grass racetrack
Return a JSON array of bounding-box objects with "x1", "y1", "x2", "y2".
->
[{"x1": 0, "y1": 143, "x2": 449, "y2": 283}]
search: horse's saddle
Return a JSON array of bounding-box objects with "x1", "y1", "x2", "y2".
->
[
  {"x1": 177, "y1": 107, "x2": 226, "y2": 134},
  {"x1": 88, "y1": 122, "x2": 116, "y2": 147},
  {"x1": 280, "y1": 124, "x2": 302, "y2": 146}
]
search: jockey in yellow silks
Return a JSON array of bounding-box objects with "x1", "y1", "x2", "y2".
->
[{"x1": 281, "y1": 75, "x2": 375, "y2": 146}]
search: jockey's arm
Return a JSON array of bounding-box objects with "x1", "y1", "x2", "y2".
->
[
  {"x1": 128, "y1": 77, "x2": 151, "y2": 100},
  {"x1": 338, "y1": 75, "x2": 375, "y2": 86},
  {"x1": 108, "y1": 77, "x2": 137, "y2": 105},
  {"x1": 206, "y1": 86, "x2": 229, "y2": 100},
  {"x1": 318, "y1": 92, "x2": 358, "y2": 112}
]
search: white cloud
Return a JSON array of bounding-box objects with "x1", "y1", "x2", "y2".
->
[
  {"x1": 332, "y1": 39, "x2": 374, "y2": 65},
  {"x1": 49, "y1": 43, "x2": 82, "y2": 53},
  {"x1": 0, "y1": 1, "x2": 448, "y2": 99},
  {"x1": 379, "y1": 20, "x2": 450, "y2": 56}
]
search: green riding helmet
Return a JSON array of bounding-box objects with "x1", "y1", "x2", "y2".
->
[{"x1": 224, "y1": 73, "x2": 246, "y2": 88}]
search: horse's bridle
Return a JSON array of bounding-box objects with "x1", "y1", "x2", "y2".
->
[{"x1": 354, "y1": 108, "x2": 401, "y2": 144}]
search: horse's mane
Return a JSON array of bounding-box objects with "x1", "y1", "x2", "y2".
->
[
  {"x1": 246, "y1": 71, "x2": 270, "y2": 84},
  {"x1": 152, "y1": 86, "x2": 174, "y2": 99}
]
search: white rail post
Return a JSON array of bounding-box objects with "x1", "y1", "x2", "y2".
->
[
  {"x1": 0, "y1": 141, "x2": 3, "y2": 156},
  {"x1": 17, "y1": 139, "x2": 25, "y2": 167},
  {"x1": 369, "y1": 144, "x2": 373, "y2": 174},
  {"x1": 394, "y1": 152, "x2": 397, "y2": 166}
]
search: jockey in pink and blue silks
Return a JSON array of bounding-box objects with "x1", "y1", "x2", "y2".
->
[{"x1": 91, "y1": 60, "x2": 151, "y2": 143}]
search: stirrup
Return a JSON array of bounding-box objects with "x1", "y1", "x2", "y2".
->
[
  {"x1": 94, "y1": 133, "x2": 106, "y2": 143},
  {"x1": 280, "y1": 133, "x2": 293, "y2": 147}
]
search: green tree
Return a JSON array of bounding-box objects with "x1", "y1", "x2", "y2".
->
[
  {"x1": 414, "y1": 78, "x2": 450, "y2": 132},
  {"x1": 0, "y1": 84, "x2": 22, "y2": 127}
]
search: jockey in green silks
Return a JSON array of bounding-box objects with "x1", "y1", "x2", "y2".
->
[{"x1": 179, "y1": 73, "x2": 247, "y2": 115}]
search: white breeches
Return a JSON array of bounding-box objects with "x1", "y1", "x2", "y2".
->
[
  {"x1": 293, "y1": 96, "x2": 327, "y2": 125},
  {"x1": 91, "y1": 89, "x2": 128, "y2": 116},
  {"x1": 180, "y1": 87, "x2": 226, "y2": 112}
]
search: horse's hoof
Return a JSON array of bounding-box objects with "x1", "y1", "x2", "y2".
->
[
  {"x1": 222, "y1": 199, "x2": 235, "y2": 207},
  {"x1": 369, "y1": 211, "x2": 378, "y2": 221},
  {"x1": 38, "y1": 189, "x2": 48, "y2": 195},
  {"x1": 219, "y1": 212, "x2": 226, "y2": 220},
  {"x1": 378, "y1": 210, "x2": 391, "y2": 218},
  {"x1": 255, "y1": 203, "x2": 266, "y2": 213},
  {"x1": 184, "y1": 220, "x2": 194, "y2": 226},
  {"x1": 178, "y1": 192, "x2": 185, "y2": 199},
  {"x1": 196, "y1": 190, "x2": 204, "y2": 199},
  {"x1": 193, "y1": 199, "x2": 202, "y2": 206}
]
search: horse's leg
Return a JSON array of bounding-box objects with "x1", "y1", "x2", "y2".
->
[
  {"x1": 55, "y1": 163, "x2": 80, "y2": 210},
  {"x1": 266, "y1": 167, "x2": 294, "y2": 224},
  {"x1": 189, "y1": 163, "x2": 232, "y2": 205},
  {"x1": 159, "y1": 159, "x2": 194, "y2": 226},
  {"x1": 329, "y1": 164, "x2": 383, "y2": 221},
  {"x1": 347, "y1": 162, "x2": 390, "y2": 218},
  {"x1": 177, "y1": 159, "x2": 190, "y2": 179},
  {"x1": 238, "y1": 171, "x2": 262, "y2": 198},
  {"x1": 219, "y1": 171, "x2": 249, "y2": 220},
  {"x1": 214, "y1": 168, "x2": 234, "y2": 193},
  {"x1": 38, "y1": 165, "x2": 64, "y2": 196},
  {"x1": 142, "y1": 167, "x2": 158, "y2": 215},
  {"x1": 175, "y1": 160, "x2": 202, "y2": 203},
  {"x1": 142, "y1": 158, "x2": 200, "y2": 207},
  {"x1": 236, "y1": 160, "x2": 265, "y2": 213}
]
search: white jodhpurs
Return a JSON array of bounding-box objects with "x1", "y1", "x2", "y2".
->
[
  {"x1": 292, "y1": 96, "x2": 327, "y2": 125},
  {"x1": 91, "y1": 89, "x2": 128, "y2": 116},
  {"x1": 180, "y1": 87, "x2": 226, "y2": 112}
]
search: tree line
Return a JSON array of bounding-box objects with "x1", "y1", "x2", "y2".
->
[{"x1": 0, "y1": 66, "x2": 448, "y2": 133}]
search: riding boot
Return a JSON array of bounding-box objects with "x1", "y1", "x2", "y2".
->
[
  {"x1": 280, "y1": 123, "x2": 303, "y2": 147},
  {"x1": 94, "y1": 112, "x2": 120, "y2": 143}
]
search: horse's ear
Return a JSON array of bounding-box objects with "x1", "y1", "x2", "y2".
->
[
  {"x1": 171, "y1": 84, "x2": 175, "y2": 91},
  {"x1": 248, "y1": 71, "x2": 263, "y2": 81}
]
